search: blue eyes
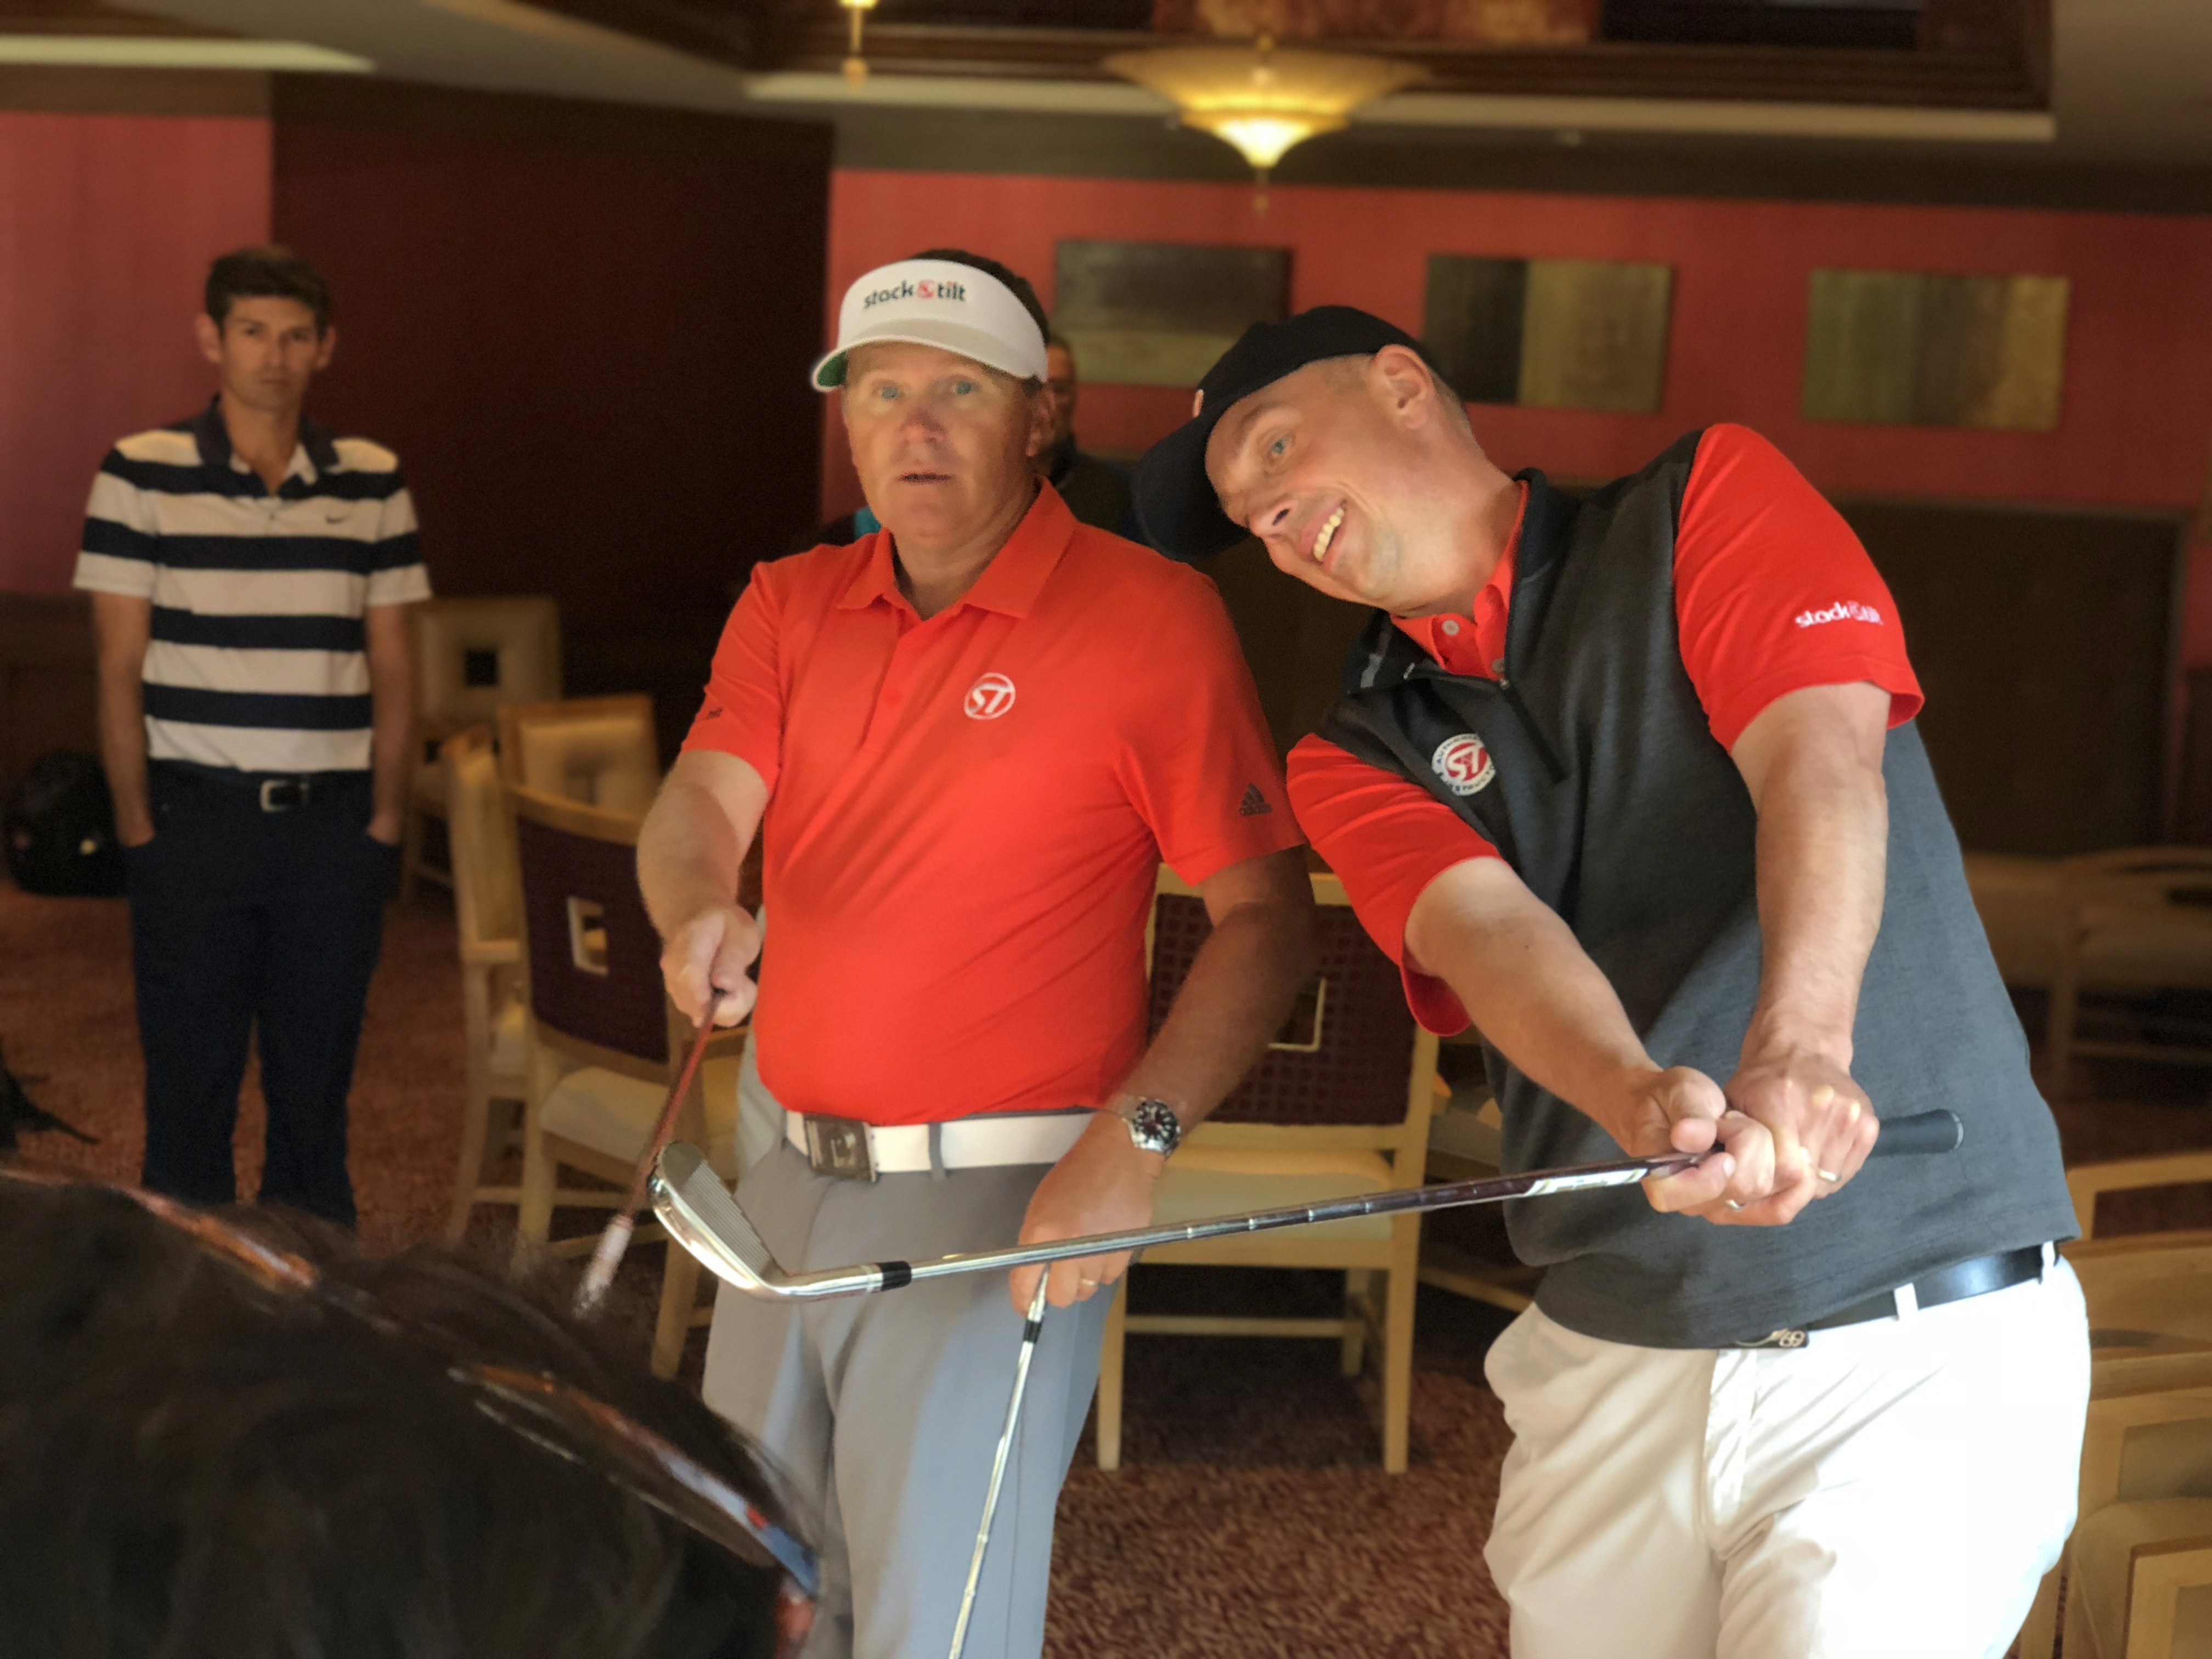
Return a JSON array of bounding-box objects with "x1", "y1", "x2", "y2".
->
[
  {"x1": 1267, "y1": 436, "x2": 1289, "y2": 459},
  {"x1": 952, "y1": 380, "x2": 977, "y2": 396}
]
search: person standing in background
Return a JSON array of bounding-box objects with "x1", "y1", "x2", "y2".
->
[
  {"x1": 75, "y1": 246, "x2": 429, "y2": 1228},
  {"x1": 1038, "y1": 332, "x2": 1142, "y2": 540}
]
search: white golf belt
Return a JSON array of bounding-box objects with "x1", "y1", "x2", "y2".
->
[{"x1": 783, "y1": 1108, "x2": 1090, "y2": 1173}]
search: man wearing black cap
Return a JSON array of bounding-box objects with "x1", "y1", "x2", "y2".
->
[{"x1": 1133, "y1": 309, "x2": 2087, "y2": 1659}]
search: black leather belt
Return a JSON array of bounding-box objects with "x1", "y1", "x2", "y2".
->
[{"x1": 1734, "y1": 1245, "x2": 2049, "y2": 1350}]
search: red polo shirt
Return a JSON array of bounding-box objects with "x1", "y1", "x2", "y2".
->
[
  {"x1": 684, "y1": 483, "x2": 1302, "y2": 1126},
  {"x1": 1288, "y1": 424, "x2": 1923, "y2": 1033}
]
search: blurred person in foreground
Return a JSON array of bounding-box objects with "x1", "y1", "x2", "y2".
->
[
  {"x1": 74, "y1": 245, "x2": 428, "y2": 1228},
  {"x1": 0, "y1": 1165, "x2": 811, "y2": 1659},
  {"x1": 639, "y1": 249, "x2": 1314, "y2": 1658},
  {"x1": 1134, "y1": 307, "x2": 2086, "y2": 1659}
]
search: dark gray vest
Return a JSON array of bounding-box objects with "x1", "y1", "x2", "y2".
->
[{"x1": 1320, "y1": 432, "x2": 2076, "y2": 1347}]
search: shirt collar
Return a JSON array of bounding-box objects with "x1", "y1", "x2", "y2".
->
[
  {"x1": 836, "y1": 482, "x2": 1077, "y2": 619},
  {"x1": 1393, "y1": 481, "x2": 1528, "y2": 658},
  {"x1": 189, "y1": 396, "x2": 341, "y2": 487}
]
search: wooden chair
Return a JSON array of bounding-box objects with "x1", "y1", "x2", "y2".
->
[
  {"x1": 2058, "y1": 1386, "x2": 2212, "y2": 1658},
  {"x1": 1096, "y1": 870, "x2": 1439, "y2": 1475},
  {"x1": 507, "y1": 783, "x2": 746, "y2": 1377},
  {"x1": 2046, "y1": 850, "x2": 2212, "y2": 1101},
  {"x1": 498, "y1": 695, "x2": 660, "y2": 817},
  {"x1": 1963, "y1": 851, "x2": 2068, "y2": 990},
  {"x1": 2015, "y1": 1152, "x2": 2212, "y2": 1657},
  {"x1": 403, "y1": 596, "x2": 561, "y2": 900},
  {"x1": 438, "y1": 728, "x2": 528, "y2": 1240}
]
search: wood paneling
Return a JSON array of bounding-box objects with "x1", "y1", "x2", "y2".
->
[
  {"x1": 270, "y1": 78, "x2": 832, "y2": 757},
  {"x1": 0, "y1": 593, "x2": 95, "y2": 800},
  {"x1": 0, "y1": 110, "x2": 271, "y2": 596}
]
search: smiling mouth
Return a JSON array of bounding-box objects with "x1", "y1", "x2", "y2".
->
[{"x1": 1311, "y1": 505, "x2": 1346, "y2": 566}]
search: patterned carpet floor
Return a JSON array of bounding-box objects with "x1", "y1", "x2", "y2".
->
[{"x1": 3, "y1": 880, "x2": 2207, "y2": 1658}]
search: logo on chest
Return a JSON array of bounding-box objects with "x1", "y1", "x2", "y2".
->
[
  {"x1": 1431, "y1": 733, "x2": 1496, "y2": 797},
  {"x1": 964, "y1": 673, "x2": 1018, "y2": 720}
]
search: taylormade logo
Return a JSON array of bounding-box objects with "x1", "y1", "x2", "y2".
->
[
  {"x1": 861, "y1": 277, "x2": 968, "y2": 308},
  {"x1": 1795, "y1": 600, "x2": 1884, "y2": 629}
]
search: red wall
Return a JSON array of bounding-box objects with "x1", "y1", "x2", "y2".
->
[
  {"x1": 822, "y1": 169, "x2": 2212, "y2": 658},
  {"x1": 0, "y1": 112, "x2": 272, "y2": 595}
]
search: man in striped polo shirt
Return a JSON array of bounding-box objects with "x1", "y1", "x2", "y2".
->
[{"x1": 75, "y1": 246, "x2": 430, "y2": 1227}]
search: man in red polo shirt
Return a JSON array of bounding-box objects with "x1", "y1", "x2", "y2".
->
[
  {"x1": 638, "y1": 251, "x2": 1313, "y2": 1659},
  {"x1": 1132, "y1": 310, "x2": 2084, "y2": 1659}
]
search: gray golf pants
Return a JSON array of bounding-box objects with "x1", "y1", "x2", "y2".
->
[{"x1": 701, "y1": 1139, "x2": 1113, "y2": 1659}]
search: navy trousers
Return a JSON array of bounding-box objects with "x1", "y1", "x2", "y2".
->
[{"x1": 125, "y1": 766, "x2": 395, "y2": 1227}]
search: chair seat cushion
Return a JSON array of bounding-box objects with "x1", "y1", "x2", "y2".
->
[
  {"x1": 540, "y1": 1056, "x2": 741, "y2": 1180},
  {"x1": 2070, "y1": 1496, "x2": 2212, "y2": 1654},
  {"x1": 1963, "y1": 853, "x2": 2065, "y2": 988},
  {"x1": 2079, "y1": 904, "x2": 2212, "y2": 989},
  {"x1": 1153, "y1": 1147, "x2": 1401, "y2": 1243}
]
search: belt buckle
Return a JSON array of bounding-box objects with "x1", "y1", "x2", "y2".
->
[
  {"x1": 257, "y1": 778, "x2": 307, "y2": 812},
  {"x1": 1734, "y1": 1328, "x2": 1808, "y2": 1351},
  {"x1": 803, "y1": 1115, "x2": 876, "y2": 1182}
]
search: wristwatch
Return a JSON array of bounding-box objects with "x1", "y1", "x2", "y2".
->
[{"x1": 1119, "y1": 1097, "x2": 1183, "y2": 1159}]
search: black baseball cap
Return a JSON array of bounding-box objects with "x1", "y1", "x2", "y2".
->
[{"x1": 1135, "y1": 305, "x2": 1435, "y2": 562}]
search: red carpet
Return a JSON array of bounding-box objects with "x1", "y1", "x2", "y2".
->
[{"x1": 3, "y1": 880, "x2": 2205, "y2": 1658}]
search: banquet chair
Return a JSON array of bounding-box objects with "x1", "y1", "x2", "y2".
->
[
  {"x1": 1963, "y1": 852, "x2": 2068, "y2": 990},
  {"x1": 498, "y1": 695, "x2": 660, "y2": 817},
  {"x1": 2057, "y1": 1386, "x2": 2212, "y2": 1658},
  {"x1": 402, "y1": 596, "x2": 562, "y2": 900},
  {"x1": 2045, "y1": 850, "x2": 2212, "y2": 1101},
  {"x1": 507, "y1": 784, "x2": 746, "y2": 1377},
  {"x1": 1095, "y1": 869, "x2": 1438, "y2": 1475}
]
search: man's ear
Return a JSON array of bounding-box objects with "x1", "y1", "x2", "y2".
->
[
  {"x1": 1024, "y1": 386, "x2": 1054, "y2": 459},
  {"x1": 314, "y1": 325, "x2": 337, "y2": 371},
  {"x1": 1370, "y1": 344, "x2": 1441, "y2": 431},
  {"x1": 193, "y1": 313, "x2": 223, "y2": 366}
]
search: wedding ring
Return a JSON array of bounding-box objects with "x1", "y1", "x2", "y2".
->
[
  {"x1": 1726, "y1": 1201, "x2": 1745, "y2": 1211},
  {"x1": 1818, "y1": 1169, "x2": 1842, "y2": 1183},
  {"x1": 1079, "y1": 1278, "x2": 1099, "y2": 1290}
]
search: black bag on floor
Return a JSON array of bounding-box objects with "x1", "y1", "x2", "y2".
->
[{"x1": 4, "y1": 752, "x2": 126, "y2": 898}]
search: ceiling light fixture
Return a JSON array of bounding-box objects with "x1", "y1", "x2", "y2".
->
[
  {"x1": 840, "y1": 0, "x2": 878, "y2": 90},
  {"x1": 1104, "y1": 35, "x2": 1425, "y2": 212}
]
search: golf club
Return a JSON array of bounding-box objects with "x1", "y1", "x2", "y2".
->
[
  {"x1": 650, "y1": 1107, "x2": 1963, "y2": 1304},
  {"x1": 573, "y1": 989, "x2": 732, "y2": 1317},
  {"x1": 947, "y1": 1273, "x2": 1051, "y2": 1659}
]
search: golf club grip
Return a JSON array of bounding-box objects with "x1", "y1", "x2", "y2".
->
[{"x1": 1865, "y1": 1109, "x2": 1962, "y2": 1158}]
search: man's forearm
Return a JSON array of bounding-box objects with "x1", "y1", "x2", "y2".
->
[
  {"x1": 1743, "y1": 740, "x2": 1887, "y2": 1063},
  {"x1": 1116, "y1": 895, "x2": 1315, "y2": 1129},
  {"x1": 637, "y1": 775, "x2": 750, "y2": 937},
  {"x1": 1406, "y1": 858, "x2": 1658, "y2": 1137},
  {"x1": 98, "y1": 670, "x2": 151, "y2": 843},
  {"x1": 368, "y1": 677, "x2": 412, "y2": 827}
]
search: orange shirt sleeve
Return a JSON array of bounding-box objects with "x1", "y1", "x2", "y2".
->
[
  {"x1": 1675, "y1": 424, "x2": 1925, "y2": 751},
  {"x1": 1287, "y1": 733, "x2": 1497, "y2": 1035},
  {"x1": 680, "y1": 562, "x2": 786, "y2": 791},
  {"x1": 1116, "y1": 572, "x2": 1306, "y2": 885}
]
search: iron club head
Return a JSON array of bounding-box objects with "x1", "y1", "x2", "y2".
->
[{"x1": 650, "y1": 1143, "x2": 894, "y2": 1300}]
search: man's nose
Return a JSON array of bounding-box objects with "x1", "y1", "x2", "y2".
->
[{"x1": 1257, "y1": 495, "x2": 1296, "y2": 537}]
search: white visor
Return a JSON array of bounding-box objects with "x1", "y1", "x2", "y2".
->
[{"x1": 812, "y1": 258, "x2": 1049, "y2": 391}]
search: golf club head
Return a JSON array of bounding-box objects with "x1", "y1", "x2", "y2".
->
[{"x1": 650, "y1": 1142, "x2": 783, "y2": 1297}]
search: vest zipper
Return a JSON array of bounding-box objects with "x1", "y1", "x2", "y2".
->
[{"x1": 1495, "y1": 674, "x2": 1568, "y2": 783}]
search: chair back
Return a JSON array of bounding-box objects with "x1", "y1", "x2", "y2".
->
[
  {"x1": 508, "y1": 785, "x2": 668, "y2": 1075},
  {"x1": 413, "y1": 597, "x2": 562, "y2": 733},
  {"x1": 441, "y1": 727, "x2": 521, "y2": 953},
  {"x1": 499, "y1": 695, "x2": 660, "y2": 817},
  {"x1": 1146, "y1": 870, "x2": 1436, "y2": 1147}
]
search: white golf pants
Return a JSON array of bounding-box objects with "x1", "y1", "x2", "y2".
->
[{"x1": 1483, "y1": 1257, "x2": 2089, "y2": 1659}]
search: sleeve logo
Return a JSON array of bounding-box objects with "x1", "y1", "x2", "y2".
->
[
  {"x1": 1793, "y1": 600, "x2": 1883, "y2": 629},
  {"x1": 1431, "y1": 733, "x2": 1496, "y2": 797},
  {"x1": 964, "y1": 672, "x2": 1017, "y2": 720}
]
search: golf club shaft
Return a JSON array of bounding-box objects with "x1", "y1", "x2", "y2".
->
[
  {"x1": 574, "y1": 991, "x2": 730, "y2": 1316},
  {"x1": 948, "y1": 1274, "x2": 1051, "y2": 1659},
  {"x1": 712, "y1": 1110, "x2": 1973, "y2": 1309}
]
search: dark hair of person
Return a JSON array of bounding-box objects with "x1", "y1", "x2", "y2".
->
[
  {"x1": 205, "y1": 244, "x2": 334, "y2": 334},
  {"x1": 0, "y1": 1178, "x2": 799, "y2": 1659},
  {"x1": 907, "y1": 247, "x2": 1048, "y2": 344}
]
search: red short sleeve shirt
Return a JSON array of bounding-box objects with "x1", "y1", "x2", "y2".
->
[
  {"x1": 1288, "y1": 425, "x2": 1922, "y2": 1033},
  {"x1": 684, "y1": 484, "x2": 1303, "y2": 1125}
]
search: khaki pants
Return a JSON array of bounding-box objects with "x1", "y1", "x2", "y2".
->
[{"x1": 1484, "y1": 1258, "x2": 2089, "y2": 1659}]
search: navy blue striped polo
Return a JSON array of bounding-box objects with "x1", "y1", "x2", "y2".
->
[{"x1": 74, "y1": 399, "x2": 431, "y2": 775}]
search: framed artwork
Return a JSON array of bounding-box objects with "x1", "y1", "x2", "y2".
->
[
  {"x1": 1801, "y1": 269, "x2": 2069, "y2": 432},
  {"x1": 1424, "y1": 255, "x2": 1673, "y2": 413},
  {"x1": 1053, "y1": 240, "x2": 1291, "y2": 387}
]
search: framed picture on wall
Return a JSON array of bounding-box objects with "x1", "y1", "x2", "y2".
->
[
  {"x1": 1801, "y1": 269, "x2": 2069, "y2": 432},
  {"x1": 1053, "y1": 240, "x2": 1291, "y2": 387},
  {"x1": 1423, "y1": 255, "x2": 1674, "y2": 414}
]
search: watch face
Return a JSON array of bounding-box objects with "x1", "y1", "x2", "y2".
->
[{"x1": 1128, "y1": 1099, "x2": 1180, "y2": 1154}]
